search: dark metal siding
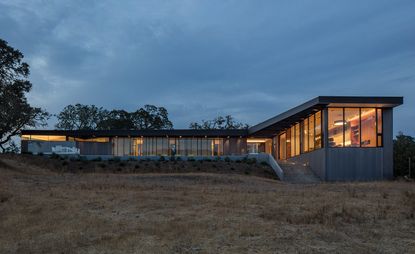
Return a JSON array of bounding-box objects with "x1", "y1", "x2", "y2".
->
[
  {"x1": 326, "y1": 148, "x2": 384, "y2": 181},
  {"x1": 76, "y1": 142, "x2": 112, "y2": 156}
]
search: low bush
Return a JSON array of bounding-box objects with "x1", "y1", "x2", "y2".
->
[
  {"x1": 50, "y1": 153, "x2": 60, "y2": 160},
  {"x1": 247, "y1": 158, "x2": 257, "y2": 165},
  {"x1": 224, "y1": 157, "x2": 231, "y2": 162},
  {"x1": 159, "y1": 156, "x2": 166, "y2": 162},
  {"x1": 187, "y1": 157, "x2": 195, "y2": 162},
  {"x1": 92, "y1": 157, "x2": 102, "y2": 162}
]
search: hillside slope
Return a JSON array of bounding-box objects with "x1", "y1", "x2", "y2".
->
[{"x1": 0, "y1": 155, "x2": 414, "y2": 253}]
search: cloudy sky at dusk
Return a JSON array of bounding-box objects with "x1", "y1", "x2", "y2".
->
[{"x1": 0, "y1": 0, "x2": 414, "y2": 135}]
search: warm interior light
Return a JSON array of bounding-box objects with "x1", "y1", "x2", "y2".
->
[{"x1": 334, "y1": 120, "x2": 345, "y2": 126}]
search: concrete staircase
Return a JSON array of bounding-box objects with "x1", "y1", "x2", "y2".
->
[{"x1": 277, "y1": 161, "x2": 321, "y2": 184}]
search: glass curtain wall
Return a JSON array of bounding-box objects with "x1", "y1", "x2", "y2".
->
[
  {"x1": 279, "y1": 110, "x2": 323, "y2": 160},
  {"x1": 328, "y1": 108, "x2": 382, "y2": 148}
]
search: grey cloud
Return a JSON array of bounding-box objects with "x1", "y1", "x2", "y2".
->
[{"x1": 0, "y1": 0, "x2": 414, "y2": 134}]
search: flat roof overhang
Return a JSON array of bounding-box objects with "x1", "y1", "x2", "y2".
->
[
  {"x1": 248, "y1": 96, "x2": 403, "y2": 138},
  {"x1": 21, "y1": 129, "x2": 249, "y2": 138}
]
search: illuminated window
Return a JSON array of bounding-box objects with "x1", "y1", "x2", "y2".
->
[
  {"x1": 344, "y1": 108, "x2": 360, "y2": 147},
  {"x1": 290, "y1": 126, "x2": 295, "y2": 157},
  {"x1": 328, "y1": 107, "x2": 382, "y2": 148},
  {"x1": 309, "y1": 115, "x2": 315, "y2": 151},
  {"x1": 295, "y1": 123, "x2": 300, "y2": 156},
  {"x1": 328, "y1": 108, "x2": 344, "y2": 147},
  {"x1": 27, "y1": 135, "x2": 67, "y2": 141},
  {"x1": 21, "y1": 135, "x2": 31, "y2": 140},
  {"x1": 286, "y1": 129, "x2": 291, "y2": 158},
  {"x1": 69, "y1": 137, "x2": 109, "y2": 142},
  {"x1": 361, "y1": 108, "x2": 376, "y2": 147},
  {"x1": 303, "y1": 119, "x2": 309, "y2": 152},
  {"x1": 315, "y1": 111, "x2": 322, "y2": 149},
  {"x1": 278, "y1": 133, "x2": 286, "y2": 160}
]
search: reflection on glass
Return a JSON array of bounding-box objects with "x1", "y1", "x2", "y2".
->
[
  {"x1": 344, "y1": 108, "x2": 360, "y2": 147},
  {"x1": 328, "y1": 108, "x2": 344, "y2": 147},
  {"x1": 361, "y1": 108, "x2": 376, "y2": 147}
]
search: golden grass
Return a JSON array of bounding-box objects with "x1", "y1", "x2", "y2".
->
[{"x1": 0, "y1": 155, "x2": 415, "y2": 253}]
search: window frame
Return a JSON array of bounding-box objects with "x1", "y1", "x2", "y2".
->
[{"x1": 328, "y1": 107, "x2": 383, "y2": 149}]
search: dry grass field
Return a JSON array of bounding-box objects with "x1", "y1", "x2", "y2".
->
[{"x1": 0, "y1": 154, "x2": 415, "y2": 253}]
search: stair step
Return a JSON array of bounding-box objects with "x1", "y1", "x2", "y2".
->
[{"x1": 277, "y1": 161, "x2": 321, "y2": 184}]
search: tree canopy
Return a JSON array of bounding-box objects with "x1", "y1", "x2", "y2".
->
[
  {"x1": 55, "y1": 104, "x2": 173, "y2": 130},
  {"x1": 189, "y1": 115, "x2": 249, "y2": 130},
  {"x1": 0, "y1": 38, "x2": 49, "y2": 152},
  {"x1": 394, "y1": 132, "x2": 415, "y2": 178}
]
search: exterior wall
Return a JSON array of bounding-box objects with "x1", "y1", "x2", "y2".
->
[
  {"x1": 77, "y1": 142, "x2": 112, "y2": 156},
  {"x1": 326, "y1": 148, "x2": 384, "y2": 181},
  {"x1": 287, "y1": 148, "x2": 326, "y2": 180},
  {"x1": 382, "y1": 108, "x2": 393, "y2": 179}
]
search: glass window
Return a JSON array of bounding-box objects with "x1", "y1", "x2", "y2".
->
[
  {"x1": 361, "y1": 108, "x2": 376, "y2": 147},
  {"x1": 295, "y1": 123, "x2": 300, "y2": 156},
  {"x1": 315, "y1": 111, "x2": 322, "y2": 149},
  {"x1": 303, "y1": 119, "x2": 309, "y2": 152},
  {"x1": 344, "y1": 108, "x2": 360, "y2": 147},
  {"x1": 377, "y1": 109, "x2": 383, "y2": 147},
  {"x1": 28, "y1": 135, "x2": 67, "y2": 141},
  {"x1": 278, "y1": 133, "x2": 286, "y2": 160},
  {"x1": 309, "y1": 115, "x2": 315, "y2": 151},
  {"x1": 286, "y1": 129, "x2": 291, "y2": 158},
  {"x1": 328, "y1": 108, "x2": 344, "y2": 147},
  {"x1": 290, "y1": 126, "x2": 295, "y2": 157}
]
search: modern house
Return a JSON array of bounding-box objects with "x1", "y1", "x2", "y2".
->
[{"x1": 21, "y1": 96, "x2": 403, "y2": 181}]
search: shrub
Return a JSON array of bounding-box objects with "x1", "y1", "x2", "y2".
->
[
  {"x1": 79, "y1": 156, "x2": 88, "y2": 162},
  {"x1": 260, "y1": 161, "x2": 269, "y2": 166},
  {"x1": 224, "y1": 157, "x2": 231, "y2": 162},
  {"x1": 92, "y1": 157, "x2": 102, "y2": 162},
  {"x1": 247, "y1": 158, "x2": 257, "y2": 165},
  {"x1": 235, "y1": 160, "x2": 241, "y2": 163},
  {"x1": 119, "y1": 162, "x2": 126, "y2": 167},
  {"x1": 176, "y1": 156, "x2": 182, "y2": 161},
  {"x1": 159, "y1": 156, "x2": 166, "y2": 162},
  {"x1": 170, "y1": 156, "x2": 176, "y2": 162},
  {"x1": 37, "y1": 152, "x2": 44, "y2": 156},
  {"x1": 204, "y1": 157, "x2": 212, "y2": 162},
  {"x1": 187, "y1": 157, "x2": 195, "y2": 162},
  {"x1": 113, "y1": 157, "x2": 121, "y2": 162},
  {"x1": 70, "y1": 156, "x2": 80, "y2": 162},
  {"x1": 50, "y1": 153, "x2": 60, "y2": 160}
]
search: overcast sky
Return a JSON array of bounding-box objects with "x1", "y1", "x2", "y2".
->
[{"x1": 0, "y1": 0, "x2": 414, "y2": 135}]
